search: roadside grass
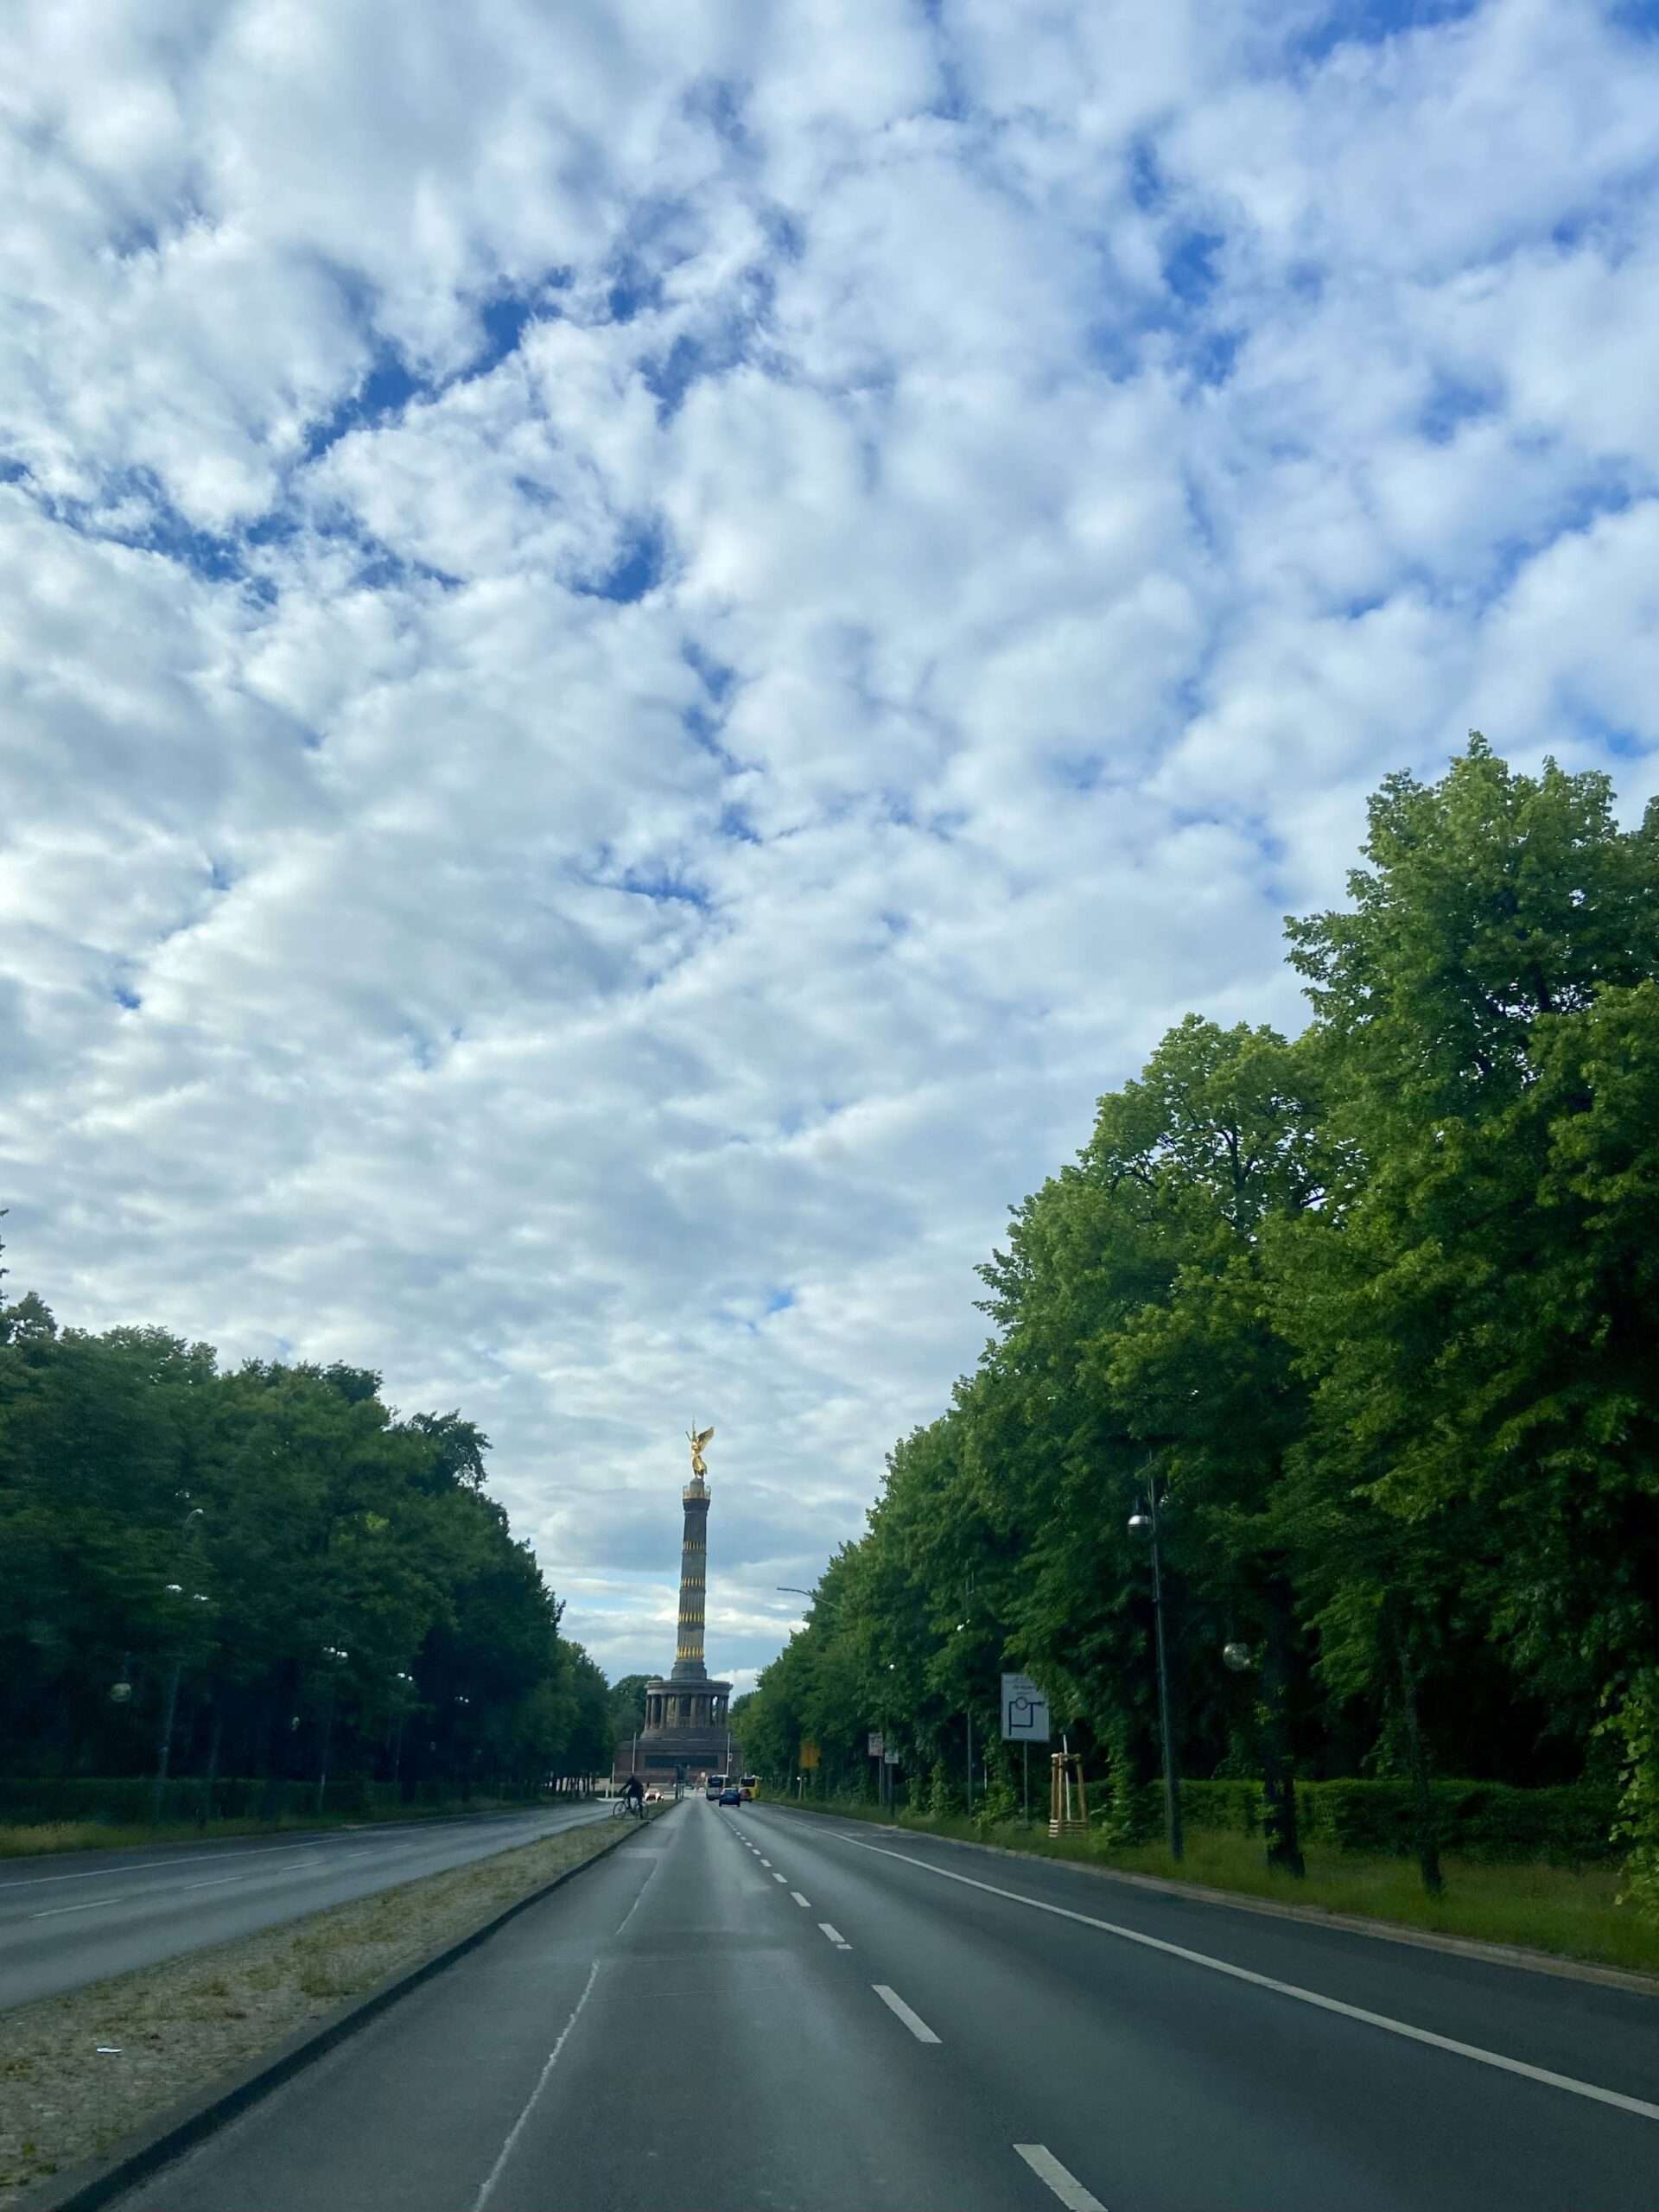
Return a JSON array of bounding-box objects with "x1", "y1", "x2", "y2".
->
[
  {"x1": 787, "y1": 1801, "x2": 1659, "y2": 1978},
  {"x1": 0, "y1": 1796, "x2": 570, "y2": 1860},
  {"x1": 0, "y1": 1802, "x2": 670, "y2": 2207}
]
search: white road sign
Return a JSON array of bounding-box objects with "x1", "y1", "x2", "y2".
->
[
  {"x1": 868, "y1": 1731, "x2": 885, "y2": 1757},
  {"x1": 1001, "y1": 1672, "x2": 1051, "y2": 1742}
]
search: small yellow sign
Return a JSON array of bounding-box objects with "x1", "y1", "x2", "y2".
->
[{"x1": 799, "y1": 1739, "x2": 821, "y2": 1770}]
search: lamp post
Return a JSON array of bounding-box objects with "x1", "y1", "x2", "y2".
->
[
  {"x1": 315, "y1": 1645, "x2": 350, "y2": 1814},
  {"x1": 1128, "y1": 1481, "x2": 1182, "y2": 1863},
  {"x1": 390, "y1": 1672, "x2": 416, "y2": 1784},
  {"x1": 151, "y1": 1505, "x2": 207, "y2": 1824}
]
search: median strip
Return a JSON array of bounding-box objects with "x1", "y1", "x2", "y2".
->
[{"x1": 0, "y1": 1804, "x2": 671, "y2": 2209}]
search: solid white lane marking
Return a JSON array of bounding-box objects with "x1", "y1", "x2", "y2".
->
[
  {"x1": 1014, "y1": 2144, "x2": 1107, "y2": 2210},
  {"x1": 872, "y1": 1984, "x2": 941, "y2": 2044},
  {"x1": 818, "y1": 1922, "x2": 852, "y2": 1949},
  {"x1": 615, "y1": 1856, "x2": 662, "y2": 1935},
  {"x1": 472, "y1": 1961, "x2": 601, "y2": 2210},
  {"x1": 791, "y1": 1892, "x2": 811, "y2": 1908},
  {"x1": 826, "y1": 1834, "x2": 1659, "y2": 2125}
]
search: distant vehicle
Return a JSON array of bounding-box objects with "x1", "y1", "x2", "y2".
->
[
  {"x1": 739, "y1": 1774, "x2": 759, "y2": 1801},
  {"x1": 719, "y1": 1785, "x2": 741, "y2": 1806},
  {"x1": 645, "y1": 1788, "x2": 662, "y2": 1802},
  {"x1": 705, "y1": 1772, "x2": 728, "y2": 1799}
]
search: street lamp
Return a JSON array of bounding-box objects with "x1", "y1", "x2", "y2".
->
[
  {"x1": 315, "y1": 1645, "x2": 351, "y2": 1815},
  {"x1": 1128, "y1": 1481, "x2": 1183, "y2": 1863},
  {"x1": 390, "y1": 1672, "x2": 416, "y2": 1783},
  {"x1": 152, "y1": 1506, "x2": 209, "y2": 1824}
]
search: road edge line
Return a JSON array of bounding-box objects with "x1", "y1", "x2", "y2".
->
[
  {"x1": 20, "y1": 1802, "x2": 681, "y2": 2212},
  {"x1": 762, "y1": 1804, "x2": 1659, "y2": 1999}
]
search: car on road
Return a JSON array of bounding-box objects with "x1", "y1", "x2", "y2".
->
[{"x1": 718, "y1": 1785, "x2": 741, "y2": 1805}]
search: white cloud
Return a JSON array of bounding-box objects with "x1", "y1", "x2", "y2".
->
[{"x1": 3, "y1": 0, "x2": 1658, "y2": 1682}]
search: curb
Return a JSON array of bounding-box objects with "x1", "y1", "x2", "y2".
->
[
  {"x1": 771, "y1": 1803, "x2": 1659, "y2": 1999},
  {"x1": 20, "y1": 1801, "x2": 678, "y2": 2212}
]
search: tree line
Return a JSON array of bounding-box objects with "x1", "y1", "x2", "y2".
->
[
  {"x1": 0, "y1": 1281, "x2": 614, "y2": 1814},
  {"x1": 735, "y1": 740, "x2": 1659, "y2": 1909}
]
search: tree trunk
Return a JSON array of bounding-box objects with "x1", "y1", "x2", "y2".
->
[
  {"x1": 1261, "y1": 1581, "x2": 1306, "y2": 1877},
  {"x1": 1397, "y1": 1640, "x2": 1444, "y2": 1896}
]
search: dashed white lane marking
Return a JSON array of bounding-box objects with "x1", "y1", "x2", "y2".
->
[
  {"x1": 818, "y1": 1922, "x2": 852, "y2": 1950},
  {"x1": 791, "y1": 1891, "x2": 811, "y2": 1908},
  {"x1": 0, "y1": 1812, "x2": 592, "y2": 1894},
  {"x1": 471, "y1": 1961, "x2": 601, "y2": 2211},
  {"x1": 760, "y1": 1858, "x2": 772, "y2": 1867},
  {"x1": 29, "y1": 1873, "x2": 246, "y2": 1919},
  {"x1": 871, "y1": 1984, "x2": 941, "y2": 2044},
  {"x1": 1014, "y1": 2144, "x2": 1107, "y2": 2210},
  {"x1": 826, "y1": 1833, "x2": 1659, "y2": 2126},
  {"x1": 772, "y1": 1872, "x2": 788, "y2": 1884}
]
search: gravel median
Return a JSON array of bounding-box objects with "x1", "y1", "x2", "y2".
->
[{"x1": 0, "y1": 1807, "x2": 655, "y2": 2204}]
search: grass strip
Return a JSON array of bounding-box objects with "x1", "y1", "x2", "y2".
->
[
  {"x1": 786, "y1": 1801, "x2": 1659, "y2": 1978},
  {"x1": 0, "y1": 1808, "x2": 655, "y2": 2204}
]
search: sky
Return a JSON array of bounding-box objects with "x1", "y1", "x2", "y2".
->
[{"x1": 4, "y1": 0, "x2": 1659, "y2": 1696}]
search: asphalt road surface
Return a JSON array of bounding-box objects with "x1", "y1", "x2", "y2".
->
[
  {"x1": 1, "y1": 1799, "x2": 610, "y2": 2009},
  {"x1": 111, "y1": 1796, "x2": 1657, "y2": 2211}
]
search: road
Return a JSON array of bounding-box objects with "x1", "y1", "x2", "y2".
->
[
  {"x1": 1, "y1": 1799, "x2": 611, "y2": 2009},
  {"x1": 109, "y1": 1796, "x2": 1657, "y2": 2211}
]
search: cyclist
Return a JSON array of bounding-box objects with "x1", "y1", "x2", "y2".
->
[{"x1": 623, "y1": 1771, "x2": 646, "y2": 1820}]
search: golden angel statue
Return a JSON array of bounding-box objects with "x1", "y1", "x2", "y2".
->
[{"x1": 687, "y1": 1424, "x2": 715, "y2": 1479}]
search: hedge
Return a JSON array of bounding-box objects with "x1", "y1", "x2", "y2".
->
[{"x1": 1094, "y1": 1777, "x2": 1618, "y2": 1863}]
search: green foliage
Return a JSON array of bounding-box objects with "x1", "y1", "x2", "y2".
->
[
  {"x1": 1605, "y1": 1671, "x2": 1659, "y2": 1915},
  {"x1": 0, "y1": 1268, "x2": 615, "y2": 1808},
  {"x1": 739, "y1": 737, "x2": 1659, "y2": 1915}
]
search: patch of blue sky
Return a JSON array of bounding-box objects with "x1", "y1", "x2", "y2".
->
[
  {"x1": 764, "y1": 1288, "x2": 794, "y2": 1314},
  {"x1": 1285, "y1": 0, "x2": 1482, "y2": 67},
  {"x1": 1417, "y1": 372, "x2": 1502, "y2": 446},
  {"x1": 1052, "y1": 753, "x2": 1107, "y2": 795},
  {"x1": 577, "y1": 519, "x2": 665, "y2": 604},
  {"x1": 18, "y1": 467, "x2": 252, "y2": 586},
  {"x1": 0, "y1": 456, "x2": 29, "y2": 484},
  {"x1": 207, "y1": 859, "x2": 235, "y2": 893},
  {"x1": 1161, "y1": 228, "x2": 1224, "y2": 308},
  {"x1": 717, "y1": 803, "x2": 761, "y2": 844},
  {"x1": 1462, "y1": 476, "x2": 1637, "y2": 613},
  {"x1": 353, "y1": 543, "x2": 463, "y2": 595},
  {"x1": 111, "y1": 983, "x2": 141, "y2": 1012},
  {"x1": 683, "y1": 73, "x2": 754, "y2": 156},
  {"x1": 617, "y1": 866, "x2": 712, "y2": 913},
  {"x1": 302, "y1": 344, "x2": 429, "y2": 461},
  {"x1": 1569, "y1": 711, "x2": 1650, "y2": 761}
]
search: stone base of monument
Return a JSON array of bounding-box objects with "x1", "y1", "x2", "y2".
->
[{"x1": 615, "y1": 1670, "x2": 736, "y2": 1786}]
